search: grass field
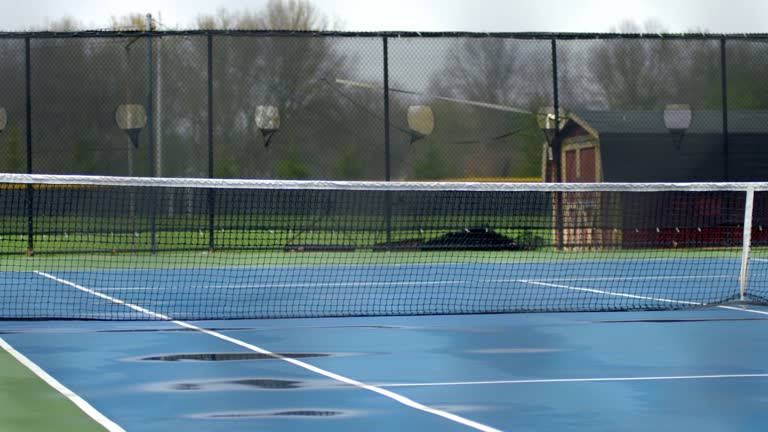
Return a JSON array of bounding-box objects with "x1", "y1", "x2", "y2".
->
[
  {"x1": 0, "y1": 342, "x2": 106, "y2": 432},
  {"x1": 0, "y1": 225, "x2": 552, "y2": 255}
]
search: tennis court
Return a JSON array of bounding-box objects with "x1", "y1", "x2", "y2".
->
[
  {"x1": 2, "y1": 175, "x2": 768, "y2": 431},
  {"x1": 4, "y1": 28, "x2": 768, "y2": 431},
  {"x1": 2, "y1": 297, "x2": 768, "y2": 431},
  {"x1": 0, "y1": 257, "x2": 757, "y2": 319}
]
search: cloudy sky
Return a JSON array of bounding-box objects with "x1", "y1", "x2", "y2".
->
[{"x1": 1, "y1": 0, "x2": 765, "y2": 33}]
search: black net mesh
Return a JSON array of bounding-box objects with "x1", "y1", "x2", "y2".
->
[{"x1": 0, "y1": 175, "x2": 765, "y2": 320}]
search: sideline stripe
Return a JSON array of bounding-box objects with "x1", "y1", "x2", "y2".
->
[
  {"x1": 0, "y1": 337, "x2": 125, "y2": 432},
  {"x1": 378, "y1": 373, "x2": 768, "y2": 388},
  {"x1": 33, "y1": 271, "x2": 501, "y2": 432}
]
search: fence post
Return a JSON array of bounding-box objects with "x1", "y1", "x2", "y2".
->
[
  {"x1": 146, "y1": 27, "x2": 157, "y2": 254},
  {"x1": 551, "y1": 37, "x2": 564, "y2": 250},
  {"x1": 720, "y1": 37, "x2": 729, "y2": 181},
  {"x1": 383, "y1": 36, "x2": 392, "y2": 249},
  {"x1": 207, "y1": 33, "x2": 216, "y2": 253},
  {"x1": 25, "y1": 37, "x2": 33, "y2": 256}
]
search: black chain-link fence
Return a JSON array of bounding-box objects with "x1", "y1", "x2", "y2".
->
[{"x1": 2, "y1": 31, "x2": 768, "y2": 182}]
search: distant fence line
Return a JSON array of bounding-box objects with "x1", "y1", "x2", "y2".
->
[{"x1": 1, "y1": 31, "x2": 768, "y2": 182}]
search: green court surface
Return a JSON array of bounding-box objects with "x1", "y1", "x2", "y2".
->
[{"x1": 0, "y1": 343, "x2": 106, "y2": 432}]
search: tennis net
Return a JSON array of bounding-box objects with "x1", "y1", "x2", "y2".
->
[{"x1": 1, "y1": 174, "x2": 767, "y2": 320}]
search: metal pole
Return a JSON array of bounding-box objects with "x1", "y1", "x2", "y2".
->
[
  {"x1": 155, "y1": 31, "x2": 162, "y2": 177},
  {"x1": 25, "y1": 37, "x2": 33, "y2": 256},
  {"x1": 739, "y1": 186, "x2": 755, "y2": 302},
  {"x1": 146, "y1": 15, "x2": 155, "y2": 178},
  {"x1": 551, "y1": 38, "x2": 564, "y2": 250},
  {"x1": 383, "y1": 36, "x2": 392, "y2": 249},
  {"x1": 146, "y1": 18, "x2": 157, "y2": 253},
  {"x1": 383, "y1": 37, "x2": 391, "y2": 183},
  {"x1": 720, "y1": 37, "x2": 729, "y2": 181},
  {"x1": 207, "y1": 34, "x2": 215, "y2": 253}
]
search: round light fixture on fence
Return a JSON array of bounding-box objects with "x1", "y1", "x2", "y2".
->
[
  {"x1": 407, "y1": 105, "x2": 434, "y2": 139},
  {"x1": 0, "y1": 107, "x2": 7, "y2": 133},
  {"x1": 664, "y1": 104, "x2": 692, "y2": 133},
  {"x1": 664, "y1": 104, "x2": 692, "y2": 149},
  {"x1": 115, "y1": 104, "x2": 148, "y2": 148},
  {"x1": 255, "y1": 105, "x2": 280, "y2": 147}
]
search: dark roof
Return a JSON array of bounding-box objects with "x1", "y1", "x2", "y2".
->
[
  {"x1": 596, "y1": 134, "x2": 768, "y2": 182},
  {"x1": 573, "y1": 110, "x2": 768, "y2": 135},
  {"x1": 564, "y1": 110, "x2": 768, "y2": 182}
]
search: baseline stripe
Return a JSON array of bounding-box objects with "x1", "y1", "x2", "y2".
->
[{"x1": 33, "y1": 271, "x2": 501, "y2": 432}]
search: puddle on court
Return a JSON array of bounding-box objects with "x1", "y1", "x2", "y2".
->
[
  {"x1": 191, "y1": 409, "x2": 355, "y2": 419},
  {"x1": 143, "y1": 377, "x2": 343, "y2": 392},
  {"x1": 160, "y1": 378, "x2": 303, "y2": 392},
  {"x1": 169, "y1": 378, "x2": 306, "y2": 391},
  {"x1": 468, "y1": 348, "x2": 564, "y2": 354},
  {"x1": 133, "y1": 352, "x2": 334, "y2": 362}
]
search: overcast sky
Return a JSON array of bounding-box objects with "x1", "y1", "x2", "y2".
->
[
  {"x1": 0, "y1": 0, "x2": 768, "y2": 33},
  {"x1": 1, "y1": 0, "x2": 765, "y2": 33}
]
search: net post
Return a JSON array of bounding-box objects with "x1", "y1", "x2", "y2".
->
[
  {"x1": 25, "y1": 37, "x2": 33, "y2": 256},
  {"x1": 207, "y1": 33, "x2": 215, "y2": 253},
  {"x1": 739, "y1": 185, "x2": 755, "y2": 302}
]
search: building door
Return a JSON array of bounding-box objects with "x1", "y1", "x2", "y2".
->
[
  {"x1": 565, "y1": 150, "x2": 578, "y2": 182},
  {"x1": 561, "y1": 146, "x2": 600, "y2": 249},
  {"x1": 580, "y1": 147, "x2": 597, "y2": 182}
]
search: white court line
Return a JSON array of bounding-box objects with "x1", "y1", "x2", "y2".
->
[
  {"x1": 0, "y1": 337, "x2": 126, "y2": 432},
  {"x1": 716, "y1": 305, "x2": 768, "y2": 316},
  {"x1": 519, "y1": 280, "x2": 702, "y2": 306},
  {"x1": 96, "y1": 287, "x2": 175, "y2": 291},
  {"x1": 369, "y1": 282, "x2": 768, "y2": 391},
  {"x1": 521, "y1": 274, "x2": 735, "y2": 283},
  {"x1": 33, "y1": 271, "x2": 501, "y2": 432},
  {"x1": 377, "y1": 373, "x2": 768, "y2": 388},
  {"x1": 519, "y1": 280, "x2": 768, "y2": 316}
]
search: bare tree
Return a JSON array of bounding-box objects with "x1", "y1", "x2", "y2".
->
[
  {"x1": 588, "y1": 20, "x2": 721, "y2": 110},
  {"x1": 195, "y1": 1, "x2": 382, "y2": 179},
  {"x1": 411, "y1": 38, "x2": 550, "y2": 179},
  {"x1": 197, "y1": 0, "x2": 334, "y2": 31}
]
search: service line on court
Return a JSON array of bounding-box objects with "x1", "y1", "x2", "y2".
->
[
  {"x1": 378, "y1": 373, "x2": 768, "y2": 388},
  {"x1": 96, "y1": 272, "x2": 737, "y2": 292},
  {"x1": 520, "y1": 279, "x2": 768, "y2": 316}
]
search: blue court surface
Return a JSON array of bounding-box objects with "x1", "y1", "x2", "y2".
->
[{"x1": 2, "y1": 259, "x2": 768, "y2": 431}]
